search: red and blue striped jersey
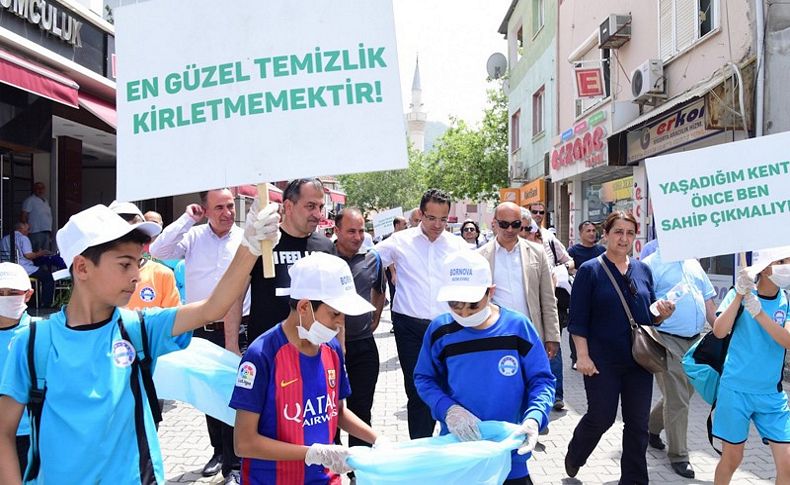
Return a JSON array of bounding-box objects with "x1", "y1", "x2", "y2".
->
[{"x1": 230, "y1": 324, "x2": 351, "y2": 485}]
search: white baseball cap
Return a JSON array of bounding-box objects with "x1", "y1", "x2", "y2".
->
[
  {"x1": 109, "y1": 200, "x2": 144, "y2": 219},
  {"x1": 0, "y1": 263, "x2": 32, "y2": 291},
  {"x1": 56, "y1": 204, "x2": 162, "y2": 270},
  {"x1": 277, "y1": 252, "x2": 375, "y2": 316},
  {"x1": 747, "y1": 245, "x2": 790, "y2": 278},
  {"x1": 436, "y1": 250, "x2": 492, "y2": 303}
]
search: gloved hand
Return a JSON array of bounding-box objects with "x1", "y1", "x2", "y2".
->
[
  {"x1": 242, "y1": 199, "x2": 281, "y2": 256},
  {"x1": 305, "y1": 443, "x2": 353, "y2": 474},
  {"x1": 735, "y1": 268, "x2": 756, "y2": 295},
  {"x1": 372, "y1": 435, "x2": 393, "y2": 450},
  {"x1": 516, "y1": 419, "x2": 540, "y2": 455},
  {"x1": 445, "y1": 404, "x2": 481, "y2": 442},
  {"x1": 743, "y1": 292, "x2": 762, "y2": 317}
]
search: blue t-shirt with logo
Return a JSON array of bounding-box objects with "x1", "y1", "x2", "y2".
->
[
  {"x1": 0, "y1": 307, "x2": 189, "y2": 484},
  {"x1": 0, "y1": 312, "x2": 31, "y2": 436},
  {"x1": 414, "y1": 307, "x2": 555, "y2": 480},
  {"x1": 230, "y1": 324, "x2": 351, "y2": 485},
  {"x1": 717, "y1": 288, "x2": 788, "y2": 394}
]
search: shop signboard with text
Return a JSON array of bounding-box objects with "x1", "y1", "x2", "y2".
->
[
  {"x1": 519, "y1": 179, "x2": 545, "y2": 207},
  {"x1": 115, "y1": 0, "x2": 407, "y2": 201},
  {"x1": 499, "y1": 187, "x2": 521, "y2": 205},
  {"x1": 627, "y1": 98, "x2": 720, "y2": 163},
  {"x1": 646, "y1": 131, "x2": 790, "y2": 262},
  {"x1": 550, "y1": 110, "x2": 609, "y2": 182}
]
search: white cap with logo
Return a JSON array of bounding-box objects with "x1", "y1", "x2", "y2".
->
[
  {"x1": 56, "y1": 204, "x2": 162, "y2": 270},
  {"x1": 109, "y1": 200, "x2": 145, "y2": 219},
  {"x1": 277, "y1": 252, "x2": 375, "y2": 316},
  {"x1": 0, "y1": 262, "x2": 32, "y2": 291},
  {"x1": 436, "y1": 250, "x2": 492, "y2": 303},
  {"x1": 747, "y1": 245, "x2": 790, "y2": 278}
]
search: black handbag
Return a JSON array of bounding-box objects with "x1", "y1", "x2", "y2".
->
[{"x1": 597, "y1": 256, "x2": 668, "y2": 374}]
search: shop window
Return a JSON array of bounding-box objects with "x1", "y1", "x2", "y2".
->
[
  {"x1": 532, "y1": 86, "x2": 544, "y2": 136},
  {"x1": 659, "y1": 0, "x2": 719, "y2": 60},
  {"x1": 511, "y1": 109, "x2": 521, "y2": 153},
  {"x1": 532, "y1": 0, "x2": 544, "y2": 35}
]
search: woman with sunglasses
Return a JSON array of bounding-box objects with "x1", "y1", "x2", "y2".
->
[
  {"x1": 460, "y1": 220, "x2": 482, "y2": 249},
  {"x1": 564, "y1": 211, "x2": 675, "y2": 484}
]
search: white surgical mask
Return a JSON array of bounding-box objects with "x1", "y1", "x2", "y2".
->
[
  {"x1": 768, "y1": 264, "x2": 790, "y2": 289},
  {"x1": 297, "y1": 305, "x2": 339, "y2": 345},
  {"x1": 0, "y1": 295, "x2": 27, "y2": 320},
  {"x1": 449, "y1": 303, "x2": 492, "y2": 328}
]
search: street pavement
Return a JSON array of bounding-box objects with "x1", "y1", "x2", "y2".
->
[{"x1": 159, "y1": 309, "x2": 782, "y2": 484}]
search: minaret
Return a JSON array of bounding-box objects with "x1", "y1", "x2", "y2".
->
[{"x1": 406, "y1": 57, "x2": 427, "y2": 152}]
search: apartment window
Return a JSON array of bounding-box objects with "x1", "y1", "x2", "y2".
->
[
  {"x1": 511, "y1": 110, "x2": 521, "y2": 153},
  {"x1": 532, "y1": 0, "x2": 544, "y2": 35},
  {"x1": 509, "y1": 24, "x2": 525, "y2": 65},
  {"x1": 659, "y1": 0, "x2": 718, "y2": 60},
  {"x1": 532, "y1": 86, "x2": 545, "y2": 136}
]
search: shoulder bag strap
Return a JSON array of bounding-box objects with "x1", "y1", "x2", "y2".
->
[
  {"x1": 549, "y1": 240, "x2": 558, "y2": 266},
  {"x1": 597, "y1": 255, "x2": 637, "y2": 329},
  {"x1": 25, "y1": 321, "x2": 46, "y2": 481}
]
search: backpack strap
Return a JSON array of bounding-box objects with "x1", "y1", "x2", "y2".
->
[
  {"x1": 117, "y1": 310, "x2": 159, "y2": 484},
  {"x1": 706, "y1": 400, "x2": 723, "y2": 455},
  {"x1": 25, "y1": 319, "x2": 51, "y2": 481}
]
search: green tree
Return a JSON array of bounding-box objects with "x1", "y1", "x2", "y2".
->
[
  {"x1": 424, "y1": 82, "x2": 508, "y2": 201},
  {"x1": 336, "y1": 145, "x2": 427, "y2": 213}
]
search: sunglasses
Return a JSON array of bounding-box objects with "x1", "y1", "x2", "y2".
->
[
  {"x1": 520, "y1": 226, "x2": 533, "y2": 233},
  {"x1": 462, "y1": 227, "x2": 477, "y2": 233},
  {"x1": 496, "y1": 219, "x2": 522, "y2": 230},
  {"x1": 531, "y1": 209, "x2": 545, "y2": 215}
]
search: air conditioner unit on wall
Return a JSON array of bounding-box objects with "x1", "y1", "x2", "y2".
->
[
  {"x1": 599, "y1": 14, "x2": 631, "y2": 49},
  {"x1": 631, "y1": 59, "x2": 665, "y2": 103}
]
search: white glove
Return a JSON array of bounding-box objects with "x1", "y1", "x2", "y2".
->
[
  {"x1": 743, "y1": 292, "x2": 762, "y2": 317},
  {"x1": 735, "y1": 268, "x2": 756, "y2": 295},
  {"x1": 445, "y1": 404, "x2": 481, "y2": 442},
  {"x1": 372, "y1": 435, "x2": 393, "y2": 450},
  {"x1": 242, "y1": 200, "x2": 281, "y2": 256},
  {"x1": 305, "y1": 443, "x2": 353, "y2": 474},
  {"x1": 516, "y1": 419, "x2": 540, "y2": 455}
]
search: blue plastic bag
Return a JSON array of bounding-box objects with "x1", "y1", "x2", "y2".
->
[
  {"x1": 153, "y1": 337, "x2": 240, "y2": 425},
  {"x1": 347, "y1": 421, "x2": 524, "y2": 485}
]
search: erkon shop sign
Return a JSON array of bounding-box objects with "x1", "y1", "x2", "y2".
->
[{"x1": 551, "y1": 110, "x2": 607, "y2": 180}]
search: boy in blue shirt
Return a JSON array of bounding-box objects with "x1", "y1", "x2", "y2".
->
[
  {"x1": 712, "y1": 246, "x2": 790, "y2": 485},
  {"x1": 0, "y1": 263, "x2": 35, "y2": 477},
  {"x1": 0, "y1": 201, "x2": 280, "y2": 484},
  {"x1": 414, "y1": 250, "x2": 555, "y2": 485}
]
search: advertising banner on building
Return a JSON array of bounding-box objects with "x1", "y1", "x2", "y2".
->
[
  {"x1": 499, "y1": 188, "x2": 521, "y2": 205},
  {"x1": 550, "y1": 110, "x2": 608, "y2": 182},
  {"x1": 115, "y1": 0, "x2": 407, "y2": 201},
  {"x1": 519, "y1": 179, "x2": 545, "y2": 207},
  {"x1": 646, "y1": 131, "x2": 790, "y2": 261},
  {"x1": 372, "y1": 207, "x2": 403, "y2": 238}
]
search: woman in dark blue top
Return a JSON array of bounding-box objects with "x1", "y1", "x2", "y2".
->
[{"x1": 565, "y1": 212, "x2": 675, "y2": 485}]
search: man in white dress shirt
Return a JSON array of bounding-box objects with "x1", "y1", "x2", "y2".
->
[
  {"x1": 375, "y1": 189, "x2": 468, "y2": 439},
  {"x1": 149, "y1": 188, "x2": 248, "y2": 482}
]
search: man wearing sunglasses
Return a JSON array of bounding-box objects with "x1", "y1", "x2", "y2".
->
[{"x1": 478, "y1": 203, "x2": 561, "y2": 371}]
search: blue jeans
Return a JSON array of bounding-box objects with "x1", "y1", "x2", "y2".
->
[{"x1": 549, "y1": 344, "x2": 563, "y2": 400}]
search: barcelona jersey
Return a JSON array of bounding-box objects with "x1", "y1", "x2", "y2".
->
[{"x1": 230, "y1": 324, "x2": 351, "y2": 485}]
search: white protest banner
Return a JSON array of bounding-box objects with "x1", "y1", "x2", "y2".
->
[
  {"x1": 372, "y1": 207, "x2": 403, "y2": 238},
  {"x1": 645, "y1": 131, "x2": 790, "y2": 262},
  {"x1": 115, "y1": 0, "x2": 407, "y2": 201}
]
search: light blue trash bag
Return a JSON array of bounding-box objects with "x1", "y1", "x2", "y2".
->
[
  {"x1": 347, "y1": 421, "x2": 524, "y2": 485},
  {"x1": 153, "y1": 337, "x2": 240, "y2": 425}
]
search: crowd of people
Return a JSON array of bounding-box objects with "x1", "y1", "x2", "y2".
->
[{"x1": 0, "y1": 181, "x2": 788, "y2": 485}]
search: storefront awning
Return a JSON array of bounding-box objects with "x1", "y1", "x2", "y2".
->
[
  {"x1": 78, "y1": 93, "x2": 116, "y2": 129},
  {"x1": 326, "y1": 189, "x2": 346, "y2": 204},
  {"x1": 612, "y1": 73, "x2": 726, "y2": 136},
  {"x1": 236, "y1": 184, "x2": 283, "y2": 202},
  {"x1": 0, "y1": 49, "x2": 79, "y2": 108}
]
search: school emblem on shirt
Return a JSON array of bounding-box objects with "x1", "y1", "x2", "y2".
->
[
  {"x1": 498, "y1": 355, "x2": 519, "y2": 377},
  {"x1": 774, "y1": 309, "x2": 786, "y2": 326},
  {"x1": 139, "y1": 286, "x2": 156, "y2": 302},
  {"x1": 327, "y1": 369, "x2": 336, "y2": 388},
  {"x1": 236, "y1": 361, "x2": 256, "y2": 389},
  {"x1": 112, "y1": 339, "x2": 136, "y2": 368}
]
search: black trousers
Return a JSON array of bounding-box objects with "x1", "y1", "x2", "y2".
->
[
  {"x1": 345, "y1": 336, "x2": 380, "y2": 447},
  {"x1": 194, "y1": 325, "x2": 247, "y2": 477},
  {"x1": 30, "y1": 268, "x2": 54, "y2": 308},
  {"x1": 503, "y1": 475, "x2": 533, "y2": 485},
  {"x1": 16, "y1": 435, "x2": 29, "y2": 477},
  {"x1": 567, "y1": 363, "x2": 653, "y2": 485},
  {"x1": 392, "y1": 312, "x2": 435, "y2": 439}
]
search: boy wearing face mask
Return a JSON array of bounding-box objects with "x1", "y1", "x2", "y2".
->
[
  {"x1": 413, "y1": 251, "x2": 555, "y2": 485},
  {"x1": 0, "y1": 263, "x2": 34, "y2": 476},
  {"x1": 712, "y1": 246, "x2": 790, "y2": 485},
  {"x1": 230, "y1": 252, "x2": 384, "y2": 485}
]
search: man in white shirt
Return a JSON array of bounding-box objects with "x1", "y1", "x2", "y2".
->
[
  {"x1": 375, "y1": 189, "x2": 468, "y2": 439},
  {"x1": 149, "y1": 188, "x2": 248, "y2": 482},
  {"x1": 20, "y1": 182, "x2": 53, "y2": 251},
  {"x1": 477, "y1": 202, "x2": 560, "y2": 362},
  {"x1": 0, "y1": 222, "x2": 53, "y2": 307}
]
